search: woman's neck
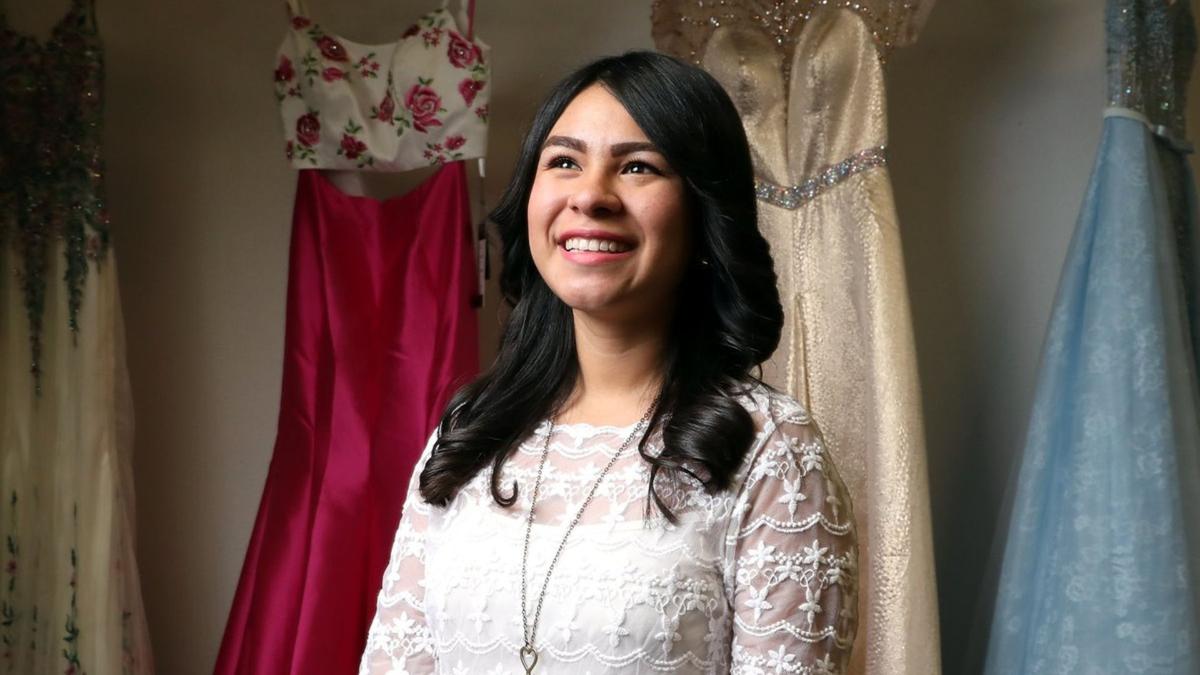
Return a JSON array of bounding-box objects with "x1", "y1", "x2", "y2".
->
[{"x1": 557, "y1": 310, "x2": 668, "y2": 427}]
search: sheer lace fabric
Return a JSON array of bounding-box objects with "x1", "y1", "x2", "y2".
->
[{"x1": 359, "y1": 384, "x2": 858, "y2": 674}]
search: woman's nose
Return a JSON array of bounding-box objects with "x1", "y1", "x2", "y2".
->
[{"x1": 567, "y1": 170, "x2": 623, "y2": 217}]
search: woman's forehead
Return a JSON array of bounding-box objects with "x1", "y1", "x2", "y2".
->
[{"x1": 545, "y1": 85, "x2": 653, "y2": 148}]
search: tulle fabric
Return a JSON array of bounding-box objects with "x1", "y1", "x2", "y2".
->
[
  {"x1": 983, "y1": 115, "x2": 1200, "y2": 675},
  {"x1": 0, "y1": 243, "x2": 154, "y2": 674}
]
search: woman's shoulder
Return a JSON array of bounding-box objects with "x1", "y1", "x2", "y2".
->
[
  {"x1": 726, "y1": 379, "x2": 816, "y2": 434},
  {"x1": 722, "y1": 379, "x2": 832, "y2": 486}
]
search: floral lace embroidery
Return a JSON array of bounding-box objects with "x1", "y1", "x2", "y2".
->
[{"x1": 359, "y1": 383, "x2": 858, "y2": 674}]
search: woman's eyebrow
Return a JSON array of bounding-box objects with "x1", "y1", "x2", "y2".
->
[
  {"x1": 542, "y1": 135, "x2": 585, "y2": 153},
  {"x1": 609, "y1": 141, "x2": 659, "y2": 157},
  {"x1": 540, "y1": 136, "x2": 661, "y2": 157}
]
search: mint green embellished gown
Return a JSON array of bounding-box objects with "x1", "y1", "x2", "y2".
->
[{"x1": 0, "y1": 1, "x2": 154, "y2": 672}]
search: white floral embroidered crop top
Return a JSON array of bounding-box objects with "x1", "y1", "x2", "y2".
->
[{"x1": 275, "y1": 0, "x2": 489, "y2": 171}]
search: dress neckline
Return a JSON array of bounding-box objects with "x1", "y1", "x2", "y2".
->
[
  {"x1": 290, "y1": 5, "x2": 478, "y2": 54},
  {"x1": 539, "y1": 419, "x2": 642, "y2": 437},
  {"x1": 0, "y1": 0, "x2": 90, "y2": 50}
]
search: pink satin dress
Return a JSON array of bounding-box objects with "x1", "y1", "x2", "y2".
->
[{"x1": 215, "y1": 165, "x2": 479, "y2": 674}]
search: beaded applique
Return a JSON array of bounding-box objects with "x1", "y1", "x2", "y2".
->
[
  {"x1": 754, "y1": 146, "x2": 887, "y2": 210},
  {"x1": 652, "y1": 0, "x2": 930, "y2": 85},
  {"x1": 1106, "y1": 0, "x2": 1195, "y2": 141},
  {"x1": 0, "y1": 0, "x2": 109, "y2": 392}
]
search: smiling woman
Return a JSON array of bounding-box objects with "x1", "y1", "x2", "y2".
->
[
  {"x1": 358, "y1": 51, "x2": 859, "y2": 675},
  {"x1": 527, "y1": 85, "x2": 691, "y2": 322}
]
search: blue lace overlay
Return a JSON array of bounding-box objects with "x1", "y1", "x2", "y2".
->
[{"x1": 984, "y1": 2, "x2": 1200, "y2": 671}]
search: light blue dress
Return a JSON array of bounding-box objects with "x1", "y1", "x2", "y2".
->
[{"x1": 984, "y1": 1, "x2": 1200, "y2": 673}]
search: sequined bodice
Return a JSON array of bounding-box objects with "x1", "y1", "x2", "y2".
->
[
  {"x1": 652, "y1": 0, "x2": 933, "y2": 85},
  {"x1": 1107, "y1": 0, "x2": 1196, "y2": 140},
  {"x1": 0, "y1": 0, "x2": 109, "y2": 388},
  {"x1": 655, "y1": 3, "x2": 915, "y2": 210}
]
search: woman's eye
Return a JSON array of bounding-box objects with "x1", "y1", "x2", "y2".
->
[
  {"x1": 545, "y1": 155, "x2": 578, "y2": 170},
  {"x1": 623, "y1": 160, "x2": 661, "y2": 175}
]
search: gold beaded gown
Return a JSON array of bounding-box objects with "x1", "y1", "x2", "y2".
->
[{"x1": 653, "y1": 3, "x2": 941, "y2": 673}]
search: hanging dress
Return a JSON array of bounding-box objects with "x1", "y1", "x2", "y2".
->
[
  {"x1": 652, "y1": 3, "x2": 942, "y2": 674},
  {"x1": 983, "y1": 1, "x2": 1200, "y2": 672},
  {"x1": 0, "y1": 0, "x2": 155, "y2": 672},
  {"x1": 213, "y1": 1, "x2": 488, "y2": 672}
]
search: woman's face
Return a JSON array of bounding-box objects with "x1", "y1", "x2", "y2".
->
[{"x1": 527, "y1": 84, "x2": 691, "y2": 323}]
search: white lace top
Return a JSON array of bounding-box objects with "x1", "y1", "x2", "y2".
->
[{"x1": 359, "y1": 383, "x2": 858, "y2": 674}]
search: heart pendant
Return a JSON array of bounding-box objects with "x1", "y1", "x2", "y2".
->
[{"x1": 519, "y1": 644, "x2": 539, "y2": 673}]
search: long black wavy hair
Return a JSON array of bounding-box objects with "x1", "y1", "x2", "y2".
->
[{"x1": 419, "y1": 51, "x2": 782, "y2": 521}]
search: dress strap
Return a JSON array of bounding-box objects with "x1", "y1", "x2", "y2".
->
[
  {"x1": 78, "y1": 0, "x2": 99, "y2": 33},
  {"x1": 440, "y1": 0, "x2": 476, "y2": 40},
  {"x1": 284, "y1": 0, "x2": 310, "y2": 18}
]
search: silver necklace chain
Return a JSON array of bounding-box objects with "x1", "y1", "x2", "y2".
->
[{"x1": 518, "y1": 395, "x2": 661, "y2": 674}]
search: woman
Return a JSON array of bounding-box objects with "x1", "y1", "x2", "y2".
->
[{"x1": 359, "y1": 51, "x2": 858, "y2": 674}]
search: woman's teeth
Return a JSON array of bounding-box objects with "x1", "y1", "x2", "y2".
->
[{"x1": 563, "y1": 237, "x2": 632, "y2": 253}]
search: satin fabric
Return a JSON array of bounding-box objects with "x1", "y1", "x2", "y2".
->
[
  {"x1": 215, "y1": 164, "x2": 478, "y2": 674},
  {"x1": 653, "y1": 6, "x2": 941, "y2": 674},
  {"x1": 0, "y1": 244, "x2": 154, "y2": 673}
]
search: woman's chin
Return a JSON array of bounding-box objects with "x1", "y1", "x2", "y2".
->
[{"x1": 555, "y1": 286, "x2": 631, "y2": 317}]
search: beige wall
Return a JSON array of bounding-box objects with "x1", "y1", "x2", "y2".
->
[{"x1": 9, "y1": 1, "x2": 1196, "y2": 674}]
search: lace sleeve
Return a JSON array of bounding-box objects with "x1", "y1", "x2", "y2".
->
[
  {"x1": 727, "y1": 410, "x2": 858, "y2": 674},
  {"x1": 358, "y1": 431, "x2": 438, "y2": 674}
]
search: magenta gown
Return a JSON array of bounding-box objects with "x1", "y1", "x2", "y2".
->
[{"x1": 214, "y1": 164, "x2": 479, "y2": 674}]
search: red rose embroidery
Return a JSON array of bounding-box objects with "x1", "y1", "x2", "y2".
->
[
  {"x1": 375, "y1": 92, "x2": 395, "y2": 122},
  {"x1": 285, "y1": 140, "x2": 294, "y2": 159},
  {"x1": 447, "y1": 31, "x2": 480, "y2": 68},
  {"x1": 445, "y1": 135, "x2": 466, "y2": 150},
  {"x1": 340, "y1": 134, "x2": 367, "y2": 159},
  {"x1": 316, "y1": 36, "x2": 348, "y2": 61},
  {"x1": 296, "y1": 113, "x2": 321, "y2": 147},
  {"x1": 275, "y1": 56, "x2": 294, "y2": 83},
  {"x1": 474, "y1": 104, "x2": 489, "y2": 121},
  {"x1": 290, "y1": 16, "x2": 311, "y2": 30},
  {"x1": 322, "y1": 67, "x2": 346, "y2": 82},
  {"x1": 405, "y1": 84, "x2": 443, "y2": 132},
  {"x1": 457, "y1": 78, "x2": 484, "y2": 105},
  {"x1": 402, "y1": 24, "x2": 419, "y2": 38}
]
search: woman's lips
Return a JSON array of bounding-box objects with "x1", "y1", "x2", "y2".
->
[
  {"x1": 556, "y1": 229, "x2": 636, "y2": 266},
  {"x1": 558, "y1": 242, "x2": 635, "y2": 265}
]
